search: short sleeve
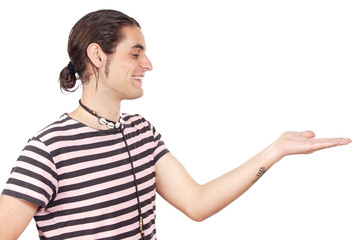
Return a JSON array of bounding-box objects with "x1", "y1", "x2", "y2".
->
[
  {"x1": 148, "y1": 121, "x2": 169, "y2": 163},
  {"x1": 2, "y1": 138, "x2": 58, "y2": 208}
]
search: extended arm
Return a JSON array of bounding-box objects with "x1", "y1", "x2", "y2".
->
[{"x1": 155, "y1": 131, "x2": 351, "y2": 222}]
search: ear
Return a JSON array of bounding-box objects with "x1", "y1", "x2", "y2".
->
[{"x1": 87, "y1": 43, "x2": 106, "y2": 69}]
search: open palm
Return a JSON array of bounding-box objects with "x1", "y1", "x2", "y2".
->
[{"x1": 276, "y1": 131, "x2": 351, "y2": 157}]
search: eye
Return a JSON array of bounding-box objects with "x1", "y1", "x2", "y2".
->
[{"x1": 132, "y1": 54, "x2": 140, "y2": 58}]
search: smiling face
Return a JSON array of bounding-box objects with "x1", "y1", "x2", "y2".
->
[{"x1": 98, "y1": 26, "x2": 153, "y2": 101}]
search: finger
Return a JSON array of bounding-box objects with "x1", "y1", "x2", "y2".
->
[
  {"x1": 309, "y1": 137, "x2": 351, "y2": 151},
  {"x1": 337, "y1": 137, "x2": 352, "y2": 145},
  {"x1": 321, "y1": 137, "x2": 352, "y2": 146},
  {"x1": 301, "y1": 130, "x2": 315, "y2": 139}
]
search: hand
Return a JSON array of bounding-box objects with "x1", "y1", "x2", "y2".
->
[{"x1": 274, "y1": 131, "x2": 352, "y2": 158}]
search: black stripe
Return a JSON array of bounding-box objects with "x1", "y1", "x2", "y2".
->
[
  {"x1": 51, "y1": 138, "x2": 121, "y2": 157},
  {"x1": 154, "y1": 133, "x2": 162, "y2": 142},
  {"x1": 122, "y1": 113, "x2": 139, "y2": 122},
  {"x1": 37, "y1": 191, "x2": 138, "y2": 220},
  {"x1": 137, "y1": 173, "x2": 155, "y2": 186},
  {"x1": 132, "y1": 160, "x2": 155, "y2": 180},
  {"x1": 6, "y1": 178, "x2": 51, "y2": 200},
  {"x1": 43, "y1": 130, "x2": 109, "y2": 146},
  {"x1": 155, "y1": 148, "x2": 169, "y2": 163},
  {"x1": 23, "y1": 144, "x2": 54, "y2": 163},
  {"x1": 17, "y1": 155, "x2": 57, "y2": 181},
  {"x1": 131, "y1": 148, "x2": 154, "y2": 163},
  {"x1": 138, "y1": 185, "x2": 156, "y2": 209},
  {"x1": 11, "y1": 167, "x2": 56, "y2": 197},
  {"x1": 55, "y1": 172, "x2": 155, "y2": 206},
  {"x1": 127, "y1": 115, "x2": 147, "y2": 127},
  {"x1": 2, "y1": 189, "x2": 45, "y2": 207},
  {"x1": 58, "y1": 166, "x2": 133, "y2": 191},
  {"x1": 38, "y1": 122, "x2": 84, "y2": 139},
  {"x1": 97, "y1": 227, "x2": 141, "y2": 240},
  {"x1": 46, "y1": 214, "x2": 141, "y2": 240},
  {"x1": 145, "y1": 228, "x2": 156, "y2": 240},
  {"x1": 56, "y1": 146, "x2": 128, "y2": 169},
  {"x1": 124, "y1": 124, "x2": 150, "y2": 140},
  {"x1": 40, "y1": 203, "x2": 140, "y2": 232},
  {"x1": 142, "y1": 207, "x2": 157, "y2": 239},
  {"x1": 54, "y1": 178, "x2": 135, "y2": 207},
  {"x1": 127, "y1": 136, "x2": 154, "y2": 152},
  {"x1": 142, "y1": 204, "x2": 156, "y2": 221},
  {"x1": 58, "y1": 156, "x2": 130, "y2": 180},
  {"x1": 36, "y1": 115, "x2": 71, "y2": 137}
]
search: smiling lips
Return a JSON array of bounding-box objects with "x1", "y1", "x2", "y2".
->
[{"x1": 132, "y1": 75, "x2": 144, "y2": 81}]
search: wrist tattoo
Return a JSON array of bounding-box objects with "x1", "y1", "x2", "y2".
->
[{"x1": 253, "y1": 166, "x2": 267, "y2": 183}]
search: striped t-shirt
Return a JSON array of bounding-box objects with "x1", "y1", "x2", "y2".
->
[{"x1": 2, "y1": 113, "x2": 169, "y2": 240}]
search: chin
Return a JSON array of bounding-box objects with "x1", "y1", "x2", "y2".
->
[{"x1": 125, "y1": 91, "x2": 144, "y2": 100}]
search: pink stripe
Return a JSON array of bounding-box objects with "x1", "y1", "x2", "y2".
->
[
  {"x1": 36, "y1": 115, "x2": 69, "y2": 136},
  {"x1": 54, "y1": 142, "x2": 126, "y2": 166},
  {"x1": 143, "y1": 220, "x2": 156, "y2": 239},
  {"x1": 40, "y1": 127, "x2": 95, "y2": 142},
  {"x1": 47, "y1": 133, "x2": 119, "y2": 151},
  {"x1": 129, "y1": 142, "x2": 154, "y2": 158},
  {"x1": 133, "y1": 156, "x2": 154, "y2": 170},
  {"x1": 70, "y1": 223, "x2": 140, "y2": 240},
  {"x1": 56, "y1": 174, "x2": 135, "y2": 203},
  {"x1": 137, "y1": 176, "x2": 155, "y2": 192},
  {"x1": 126, "y1": 131, "x2": 153, "y2": 145},
  {"x1": 7, "y1": 169, "x2": 54, "y2": 196},
  {"x1": 140, "y1": 192, "x2": 156, "y2": 213},
  {"x1": 38, "y1": 197, "x2": 139, "y2": 225},
  {"x1": 4, "y1": 183, "x2": 48, "y2": 204},
  {"x1": 43, "y1": 210, "x2": 140, "y2": 238},
  {"x1": 153, "y1": 144, "x2": 168, "y2": 157},
  {"x1": 55, "y1": 147, "x2": 129, "y2": 172},
  {"x1": 15, "y1": 155, "x2": 57, "y2": 183},
  {"x1": 55, "y1": 186, "x2": 137, "y2": 211},
  {"x1": 90, "y1": 222, "x2": 140, "y2": 240},
  {"x1": 58, "y1": 159, "x2": 132, "y2": 185},
  {"x1": 135, "y1": 169, "x2": 155, "y2": 187},
  {"x1": 27, "y1": 138, "x2": 47, "y2": 149},
  {"x1": 21, "y1": 151, "x2": 58, "y2": 183}
]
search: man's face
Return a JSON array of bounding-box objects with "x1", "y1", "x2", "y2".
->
[{"x1": 100, "y1": 26, "x2": 153, "y2": 101}]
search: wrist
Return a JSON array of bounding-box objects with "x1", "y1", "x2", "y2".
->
[{"x1": 262, "y1": 140, "x2": 285, "y2": 165}]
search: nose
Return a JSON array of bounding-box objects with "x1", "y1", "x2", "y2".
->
[{"x1": 142, "y1": 55, "x2": 153, "y2": 71}]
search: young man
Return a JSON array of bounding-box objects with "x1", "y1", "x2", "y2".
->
[{"x1": 0, "y1": 9, "x2": 351, "y2": 240}]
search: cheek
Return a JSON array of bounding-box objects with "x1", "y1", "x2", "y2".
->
[
  {"x1": 106, "y1": 57, "x2": 137, "y2": 81},
  {"x1": 108, "y1": 64, "x2": 129, "y2": 79}
]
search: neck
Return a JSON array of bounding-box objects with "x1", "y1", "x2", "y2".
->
[
  {"x1": 80, "y1": 95, "x2": 121, "y2": 122},
  {"x1": 69, "y1": 85, "x2": 123, "y2": 130}
]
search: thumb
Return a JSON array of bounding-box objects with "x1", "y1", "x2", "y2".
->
[{"x1": 301, "y1": 130, "x2": 316, "y2": 139}]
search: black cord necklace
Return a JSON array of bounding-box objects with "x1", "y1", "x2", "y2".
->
[
  {"x1": 79, "y1": 100, "x2": 123, "y2": 129},
  {"x1": 79, "y1": 100, "x2": 144, "y2": 238}
]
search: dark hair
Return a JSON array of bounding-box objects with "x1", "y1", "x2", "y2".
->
[{"x1": 59, "y1": 9, "x2": 140, "y2": 92}]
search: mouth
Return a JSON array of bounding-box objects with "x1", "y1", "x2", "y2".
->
[{"x1": 132, "y1": 75, "x2": 144, "y2": 81}]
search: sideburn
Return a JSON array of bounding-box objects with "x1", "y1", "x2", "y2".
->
[{"x1": 104, "y1": 55, "x2": 114, "y2": 79}]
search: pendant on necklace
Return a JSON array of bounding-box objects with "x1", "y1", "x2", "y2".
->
[{"x1": 98, "y1": 117, "x2": 123, "y2": 129}]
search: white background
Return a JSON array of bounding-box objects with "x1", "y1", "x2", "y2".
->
[{"x1": 0, "y1": 0, "x2": 360, "y2": 239}]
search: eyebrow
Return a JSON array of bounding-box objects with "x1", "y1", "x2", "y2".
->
[{"x1": 131, "y1": 44, "x2": 145, "y2": 51}]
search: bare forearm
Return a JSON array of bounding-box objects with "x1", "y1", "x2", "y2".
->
[
  {"x1": 156, "y1": 131, "x2": 350, "y2": 222},
  {"x1": 188, "y1": 143, "x2": 281, "y2": 221}
]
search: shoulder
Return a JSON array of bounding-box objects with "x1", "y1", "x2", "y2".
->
[
  {"x1": 121, "y1": 113, "x2": 160, "y2": 139},
  {"x1": 122, "y1": 113, "x2": 146, "y2": 123},
  {"x1": 31, "y1": 114, "x2": 85, "y2": 143},
  {"x1": 122, "y1": 113, "x2": 150, "y2": 128}
]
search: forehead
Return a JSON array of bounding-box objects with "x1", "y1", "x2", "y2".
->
[{"x1": 118, "y1": 26, "x2": 147, "y2": 50}]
